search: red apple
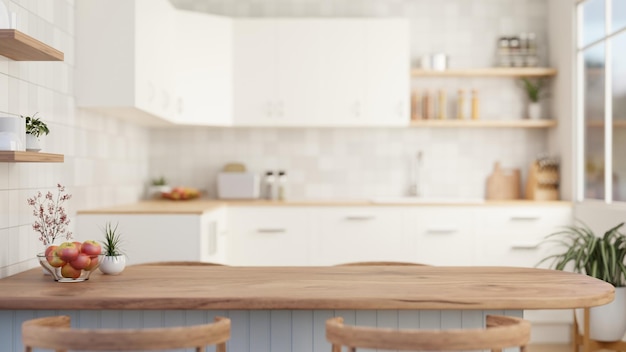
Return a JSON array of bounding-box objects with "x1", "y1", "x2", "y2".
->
[
  {"x1": 45, "y1": 245, "x2": 58, "y2": 257},
  {"x1": 81, "y1": 240, "x2": 102, "y2": 256},
  {"x1": 84, "y1": 256, "x2": 99, "y2": 271},
  {"x1": 61, "y1": 263, "x2": 82, "y2": 279},
  {"x1": 56, "y1": 242, "x2": 79, "y2": 262},
  {"x1": 46, "y1": 251, "x2": 66, "y2": 268},
  {"x1": 70, "y1": 253, "x2": 91, "y2": 270},
  {"x1": 72, "y1": 241, "x2": 83, "y2": 253}
]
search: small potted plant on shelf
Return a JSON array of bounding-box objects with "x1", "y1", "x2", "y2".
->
[
  {"x1": 99, "y1": 222, "x2": 126, "y2": 275},
  {"x1": 147, "y1": 176, "x2": 171, "y2": 199},
  {"x1": 538, "y1": 221, "x2": 626, "y2": 342},
  {"x1": 21, "y1": 112, "x2": 49, "y2": 152},
  {"x1": 520, "y1": 78, "x2": 545, "y2": 120}
]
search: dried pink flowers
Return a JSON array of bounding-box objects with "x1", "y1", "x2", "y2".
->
[{"x1": 27, "y1": 183, "x2": 73, "y2": 246}]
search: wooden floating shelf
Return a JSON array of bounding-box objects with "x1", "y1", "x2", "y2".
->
[
  {"x1": 411, "y1": 67, "x2": 557, "y2": 78},
  {"x1": 0, "y1": 151, "x2": 64, "y2": 163},
  {"x1": 0, "y1": 29, "x2": 64, "y2": 61},
  {"x1": 410, "y1": 119, "x2": 557, "y2": 128},
  {"x1": 586, "y1": 120, "x2": 626, "y2": 128}
]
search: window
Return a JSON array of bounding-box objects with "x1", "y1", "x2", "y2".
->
[{"x1": 578, "y1": 0, "x2": 626, "y2": 202}]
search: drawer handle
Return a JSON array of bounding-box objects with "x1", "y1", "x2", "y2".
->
[
  {"x1": 257, "y1": 228, "x2": 286, "y2": 233},
  {"x1": 510, "y1": 216, "x2": 540, "y2": 221},
  {"x1": 425, "y1": 228, "x2": 458, "y2": 234},
  {"x1": 345, "y1": 215, "x2": 375, "y2": 221},
  {"x1": 510, "y1": 242, "x2": 541, "y2": 250}
]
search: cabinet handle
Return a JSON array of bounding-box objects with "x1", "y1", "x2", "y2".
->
[
  {"x1": 510, "y1": 216, "x2": 540, "y2": 221},
  {"x1": 510, "y1": 242, "x2": 541, "y2": 250},
  {"x1": 257, "y1": 228, "x2": 286, "y2": 233},
  {"x1": 425, "y1": 228, "x2": 458, "y2": 234},
  {"x1": 345, "y1": 215, "x2": 375, "y2": 221}
]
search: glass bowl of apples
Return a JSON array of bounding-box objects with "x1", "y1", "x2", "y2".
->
[{"x1": 38, "y1": 240, "x2": 104, "y2": 282}]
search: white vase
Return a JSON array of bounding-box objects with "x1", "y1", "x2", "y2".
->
[
  {"x1": 25, "y1": 134, "x2": 41, "y2": 152},
  {"x1": 527, "y1": 102, "x2": 541, "y2": 120},
  {"x1": 576, "y1": 286, "x2": 626, "y2": 341},
  {"x1": 0, "y1": 116, "x2": 25, "y2": 151},
  {"x1": 99, "y1": 255, "x2": 126, "y2": 275}
]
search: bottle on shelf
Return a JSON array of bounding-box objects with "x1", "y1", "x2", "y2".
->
[
  {"x1": 457, "y1": 90, "x2": 465, "y2": 120},
  {"x1": 264, "y1": 171, "x2": 275, "y2": 200},
  {"x1": 422, "y1": 91, "x2": 433, "y2": 120},
  {"x1": 277, "y1": 170, "x2": 287, "y2": 201},
  {"x1": 411, "y1": 89, "x2": 421, "y2": 121},
  {"x1": 437, "y1": 90, "x2": 447, "y2": 120},
  {"x1": 471, "y1": 90, "x2": 480, "y2": 121}
]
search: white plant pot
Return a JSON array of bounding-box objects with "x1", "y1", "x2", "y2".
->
[
  {"x1": 528, "y1": 102, "x2": 541, "y2": 120},
  {"x1": 576, "y1": 286, "x2": 626, "y2": 341},
  {"x1": 25, "y1": 134, "x2": 41, "y2": 152},
  {"x1": 99, "y1": 255, "x2": 127, "y2": 275}
]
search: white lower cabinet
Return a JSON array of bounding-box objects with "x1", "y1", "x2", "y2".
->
[
  {"x1": 405, "y1": 207, "x2": 477, "y2": 266},
  {"x1": 311, "y1": 207, "x2": 408, "y2": 265},
  {"x1": 227, "y1": 207, "x2": 313, "y2": 266},
  {"x1": 76, "y1": 208, "x2": 230, "y2": 265},
  {"x1": 474, "y1": 206, "x2": 573, "y2": 268}
]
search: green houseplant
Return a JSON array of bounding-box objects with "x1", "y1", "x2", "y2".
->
[
  {"x1": 99, "y1": 222, "x2": 126, "y2": 275},
  {"x1": 21, "y1": 113, "x2": 49, "y2": 151},
  {"x1": 520, "y1": 78, "x2": 545, "y2": 120},
  {"x1": 539, "y1": 221, "x2": 626, "y2": 341}
]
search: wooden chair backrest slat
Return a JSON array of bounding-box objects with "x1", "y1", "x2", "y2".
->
[
  {"x1": 326, "y1": 315, "x2": 530, "y2": 351},
  {"x1": 23, "y1": 316, "x2": 230, "y2": 351}
]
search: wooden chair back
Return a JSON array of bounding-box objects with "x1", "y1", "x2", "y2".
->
[
  {"x1": 335, "y1": 261, "x2": 429, "y2": 266},
  {"x1": 22, "y1": 316, "x2": 230, "y2": 352},
  {"x1": 326, "y1": 315, "x2": 530, "y2": 352}
]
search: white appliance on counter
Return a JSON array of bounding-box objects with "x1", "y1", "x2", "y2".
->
[{"x1": 217, "y1": 172, "x2": 260, "y2": 199}]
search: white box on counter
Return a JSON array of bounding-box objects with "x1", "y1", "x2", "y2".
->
[{"x1": 217, "y1": 172, "x2": 260, "y2": 199}]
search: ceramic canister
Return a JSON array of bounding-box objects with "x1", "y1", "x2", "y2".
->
[{"x1": 0, "y1": 116, "x2": 26, "y2": 151}]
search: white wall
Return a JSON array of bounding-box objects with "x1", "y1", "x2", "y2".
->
[
  {"x1": 151, "y1": 0, "x2": 554, "y2": 200},
  {"x1": 0, "y1": 0, "x2": 150, "y2": 279}
]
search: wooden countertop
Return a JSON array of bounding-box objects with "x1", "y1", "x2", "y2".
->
[
  {"x1": 0, "y1": 266, "x2": 612, "y2": 310},
  {"x1": 77, "y1": 199, "x2": 573, "y2": 215}
]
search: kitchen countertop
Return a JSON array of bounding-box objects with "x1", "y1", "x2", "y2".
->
[
  {"x1": 0, "y1": 265, "x2": 612, "y2": 310},
  {"x1": 77, "y1": 198, "x2": 573, "y2": 215}
]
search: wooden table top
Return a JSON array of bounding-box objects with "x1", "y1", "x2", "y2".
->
[{"x1": 0, "y1": 266, "x2": 613, "y2": 310}]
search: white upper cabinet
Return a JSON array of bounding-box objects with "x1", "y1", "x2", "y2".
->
[
  {"x1": 76, "y1": 0, "x2": 232, "y2": 126},
  {"x1": 174, "y1": 10, "x2": 233, "y2": 126},
  {"x1": 233, "y1": 18, "x2": 410, "y2": 127}
]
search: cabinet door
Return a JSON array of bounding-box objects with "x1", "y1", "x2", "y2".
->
[
  {"x1": 474, "y1": 206, "x2": 573, "y2": 267},
  {"x1": 200, "y1": 207, "x2": 229, "y2": 264},
  {"x1": 227, "y1": 207, "x2": 311, "y2": 266},
  {"x1": 407, "y1": 207, "x2": 476, "y2": 266},
  {"x1": 174, "y1": 11, "x2": 233, "y2": 126},
  {"x1": 275, "y1": 20, "x2": 322, "y2": 126},
  {"x1": 233, "y1": 20, "x2": 277, "y2": 126},
  {"x1": 318, "y1": 20, "x2": 366, "y2": 126},
  {"x1": 364, "y1": 20, "x2": 410, "y2": 126},
  {"x1": 312, "y1": 207, "x2": 408, "y2": 265}
]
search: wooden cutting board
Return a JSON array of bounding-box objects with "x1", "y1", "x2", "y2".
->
[{"x1": 486, "y1": 162, "x2": 520, "y2": 200}]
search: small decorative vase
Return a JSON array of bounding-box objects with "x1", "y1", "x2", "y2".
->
[
  {"x1": 25, "y1": 134, "x2": 41, "y2": 152},
  {"x1": 99, "y1": 255, "x2": 126, "y2": 275},
  {"x1": 527, "y1": 102, "x2": 541, "y2": 120},
  {"x1": 42, "y1": 241, "x2": 58, "y2": 275}
]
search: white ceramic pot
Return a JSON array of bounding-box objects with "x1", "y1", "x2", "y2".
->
[
  {"x1": 99, "y1": 255, "x2": 127, "y2": 275},
  {"x1": 576, "y1": 286, "x2": 626, "y2": 341},
  {"x1": 528, "y1": 102, "x2": 541, "y2": 120},
  {"x1": 25, "y1": 134, "x2": 41, "y2": 152}
]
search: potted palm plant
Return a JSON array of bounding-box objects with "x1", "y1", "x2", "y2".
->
[
  {"x1": 22, "y1": 113, "x2": 49, "y2": 151},
  {"x1": 539, "y1": 222, "x2": 626, "y2": 341},
  {"x1": 99, "y1": 222, "x2": 126, "y2": 275}
]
